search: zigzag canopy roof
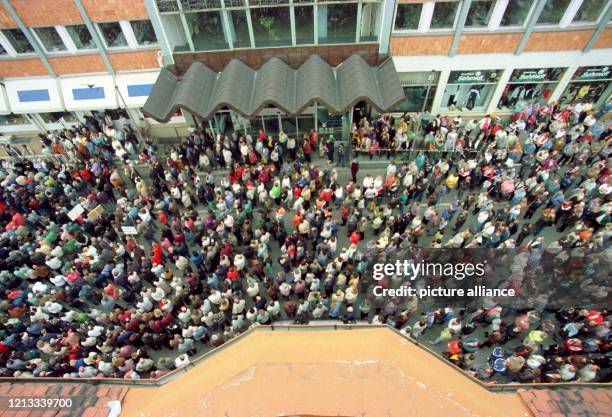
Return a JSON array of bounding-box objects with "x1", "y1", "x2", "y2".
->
[{"x1": 143, "y1": 54, "x2": 405, "y2": 122}]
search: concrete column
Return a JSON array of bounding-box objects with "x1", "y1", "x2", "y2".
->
[
  {"x1": 144, "y1": 0, "x2": 174, "y2": 65},
  {"x1": 378, "y1": 0, "x2": 395, "y2": 54},
  {"x1": 486, "y1": 68, "x2": 513, "y2": 115},
  {"x1": 449, "y1": 0, "x2": 472, "y2": 57},
  {"x1": 515, "y1": 0, "x2": 547, "y2": 55},
  {"x1": 584, "y1": 1, "x2": 612, "y2": 52},
  {"x1": 431, "y1": 69, "x2": 450, "y2": 114},
  {"x1": 74, "y1": 0, "x2": 115, "y2": 74},
  {"x1": 318, "y1": 4, "x2": 328, "y2": 39}
]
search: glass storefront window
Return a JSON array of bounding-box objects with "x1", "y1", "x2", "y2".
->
[
  {"x1": 319, "y1": 3, "x2": 357, "y2": 44},
  {"x1": 295, "y1": 6, "x2": 314, "y2": 45},
  {"x1": 251, "y1": 7, "x2": 292, "y2": 47},
  {"x1": 430, "y1": 1, "x2": 458, "y2": 30},
  {"x1": 0, "y1": 113, "x2": 28, "y2": 125},
  {"x1": 573, "y1": 0, "x2": 606, "y2": 23},
  {"x1": 281, "y1": 116, "x2": 297, "y2": 135},
  {"x1": 161, "y1": 14, "x2": 190, "y2": 52},
  {"x1": 130, "y1": 20, "x2": 158, "y2": 45},
  {"x1": 34, "y1": 27, "x2": 67, "y2": 53},
  {"x1": 465, "y1": 0, "x2": 495, "y2": 28},
  {"x1": 186, "y1": 11, "x2": 228, "y2": 51},
  {"x1": 394, "y1": 3, "x2": 422, "y2": 31},
  {"x1": 360, "y1": 2, "x2": 379, "y2": 42},
  {"x1": 66, "y1": 25, "x2": 95, "y2": 50},
  {"x1": 497, "y1": 67, "x2": 565, "y2": 111},
  {"x1": 394, "y1": 71, "x2": 439, "y2": 113},
  {"x1": 230, "y1": 10, "x2": 250, "y2": 48},
  {"x1": 263, "y1": 115, "x2": 280, "y2": 135},
  {"x1": 441, "y1": 70, "x2": 500, "y2": 112},
  {"x1": 395, "y1": 86, "x2": 437, "y2": 112},
  {"x1": 500, "y1": 0, "x2": 533, "y2": 26},
  {"x1": 39, "y1": 112, "x2": 77, "y2": 124},
  {"x1": 536, "y1": 0, "x2": 571, "y2": 25},
  {"x1": 561, "y1": 66, "x2": 611, "y2": 105},
  {"x1": 98, "y1": 22, "x2": 127, "y2": 48}
]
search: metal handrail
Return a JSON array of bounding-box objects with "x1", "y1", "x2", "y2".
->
[{"x1": 0, "y1": 324, "x2": 608, "y2": 391}]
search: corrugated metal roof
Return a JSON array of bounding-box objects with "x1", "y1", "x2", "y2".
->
[{"x1": 143, "y1": 54, "x2": 405, "y2": 122}]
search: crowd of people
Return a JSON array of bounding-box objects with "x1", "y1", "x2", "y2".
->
[{"x1": 0, "y1": 101, "x2": 609, "y2": 384}]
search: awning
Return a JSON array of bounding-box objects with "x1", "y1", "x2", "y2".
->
[
  {"x1": 143, "y1": 54, "x2": 405, "y2": 122},
  {"x1": 5, "y1": 78, "x2": 64, "y2": 114}
]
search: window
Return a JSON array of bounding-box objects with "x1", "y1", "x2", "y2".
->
[
  {"x1": 0, "y1": 113, "x2": 28, "y2": 125},
  {"x1": 229, "y1": 10, "x2": 250, "y2": 48},
  {"x1": 295, "y1": 6, "x2": 314, "y2": 45},
  {"x1": 396, "y1": 86, "x2": 437, "y2": 112},
  {"x1": 186, "y1": 12, "x2": 228, "y2": 50},
  {"x1": 130, "y1": 20, "x2": 158, "y2": 45},
  {"x1": 161, "y1": 14, "x2": 190, "y2": 52},
  {"x1": 500, "y1": 0, "x2": 533, "y2": 26},
  {"x1": 66, "y1": 25, "x2": 95, "y2": 50},
  {"x1": 497, "y1": 68, "x2": 565, "y2": 111},
  {"x1": 319, "y1": 3, "x2": 357, "y2": 44},
  {"x1": 573, "y1": 0, "x2": 606, "y2": 23},
  {"x1": 395, "y1": 72, "x2": 439, "y2": 112},
  {"x1": 536, "y1": 0, "x2": 571, "y2": 25},
  {"x1": 441, "y1": 70, "x2": 500, "y2": 112},
  {"x1": 3, "y1": 29, "x2": 34, "y2": 54},
  {"x1": 465, "y1": 0, "x2": 494, "y2": 28},
  {"x1": 394, "y1": 3, "x2": 422, "y2": 31},
  {"x1": 360, "y1": 2, "x2": 379, "y2": 42},
  {"x1": 40, "y1": 112, "x2": 77, "y2": 124},
  {"x1": 34, "y1": 27, "x2": 67, "y2": 52},
  {"x1": 0, "y1": 42, "x2": 6, "y2": 56},
  {"x1": 251, "y1": 7, "x2": 292, "y2": 47},
  {"x1": 430, "y1": 1, "x2": 459, "y2": 30},
  {"x1": 98, "y1": 22, "x2": 128, "y2": 48}
]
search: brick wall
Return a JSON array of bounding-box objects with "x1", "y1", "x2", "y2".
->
[
  {"x1": 108, "y1": 49, "x2": 160, "y2": 71},
  {"x1": 524, "y1": 30, "x2": 594, "y2": 52},
  {"x1": 593, "y1": 28, "x2": 612, "y2": 49},
  {"x1": 81, "y1": 0, "x2": 149, "y2": 23},
  {"x1": 0, "y1": 58, "x2": 48, "y2": 77},
  {"x1": 48, "y1": 54, "x2": 107, "y2": 75},
  {"x1": 10, "y1": 0, "x2": 82, "y2": 27},
  {"x1": 390, "y1": 35, "x2": 452, "y2": 55},
  {"x1": 172, "y1": 44, "x2": 381, "y2": 73},
  {"x1": 0, "y1": 4, "x2": 16, "y2": 28},
  {"x1": 457, "y1": 33, "x2": 522, "y2": 54}
]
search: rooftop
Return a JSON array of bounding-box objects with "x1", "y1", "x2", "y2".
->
[{"x1": 0, "y1": 326, "x2": 609, "y2": 417}]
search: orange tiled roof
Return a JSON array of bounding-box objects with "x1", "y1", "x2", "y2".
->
[
  {"x1": 0, "y1": 383, "x2": 129, "y2": 417},
  {"x1": 519, "y1": 388, "x2": 612, "y2": 417}
]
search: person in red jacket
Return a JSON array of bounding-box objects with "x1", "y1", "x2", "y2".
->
[
  {"x1": 303, "y1": 139, "x2": 312, "y2": 163},
  {"x1": 349, "y1": 231, "x2": 360, "y2": 246},
  {"x1": 151, "y1": 243, "x2": 163, "y2": 266}
]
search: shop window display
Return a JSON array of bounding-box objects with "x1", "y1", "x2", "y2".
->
[
  {"x1": 497, "y1": 67, "x2": 565, "y2": 111},
  {"x1": 560, "y1": 66, "x2": 611, "y2": 105},
  {"x1": 440, "y1": 70, "x2": 499, "y2": 112}
]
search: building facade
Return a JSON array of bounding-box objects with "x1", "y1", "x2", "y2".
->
[{"x1": 0, "y1": 0, "x2": 610, "y2": 142}]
